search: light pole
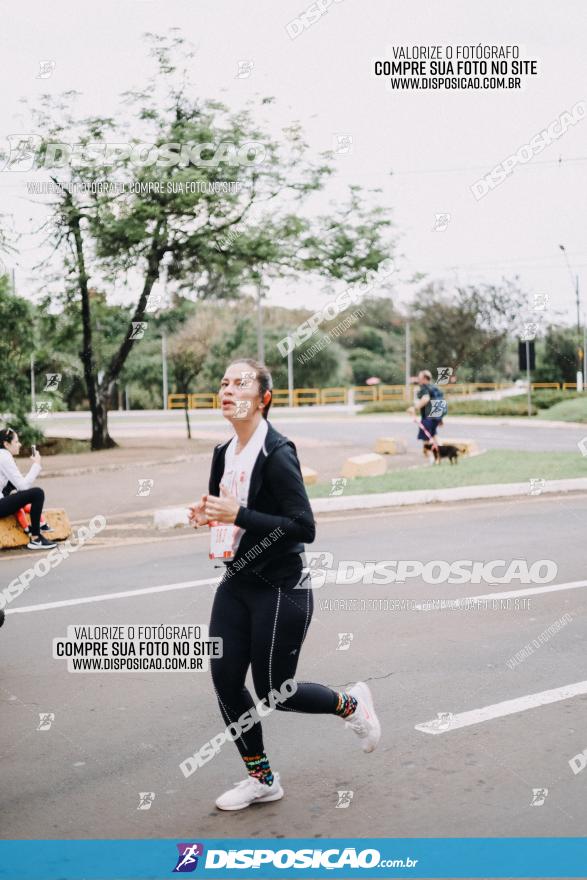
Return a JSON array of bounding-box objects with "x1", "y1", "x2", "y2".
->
[
  {"x1": 287, "y1": 343, "x2": 294, "y2": 408},
  {"x1": 256, "y1": 281, "x2": 265, "y2": 362},
  {"x1": 30, "y1": 355, "x2": 36, "y2": 415},
  {"x1": 559, "y1": 244, "x2": 582, "y2": 390},
  {"x1": 161, "y1": 329, "x2": 169, "y2": 410},
  {"x1": 576, "y1": 272, "x2": 582, "y2": 391},
  {"x1": 404, "y1": 318, "x2": 411, "y2": 402},
  {"x1": 29, "y1": 286, "x2": 36, "y2": 414},
  {"x1": 525, "y1": 338, "x2": 532, "y2": 417}
]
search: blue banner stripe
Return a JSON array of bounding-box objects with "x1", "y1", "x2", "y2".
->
[{"x1": 1, "y1": 838, "x2": 587, "y2": 878}]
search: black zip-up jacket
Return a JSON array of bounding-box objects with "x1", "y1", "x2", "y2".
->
[{"x1": 208, "y1": 421, "x2": 315, "y2": 576}]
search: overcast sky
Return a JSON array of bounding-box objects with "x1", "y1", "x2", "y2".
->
[{"x1": 1, "y1": 0, "x2": 586, "y2": 326}]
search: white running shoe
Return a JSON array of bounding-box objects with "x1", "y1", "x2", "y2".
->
[
  {"x1": 215, "y1": 772, "x2": 284, "y2": 811},
  {"x1": 344, "y1": 681, "x2": 381, "y2": 753}
]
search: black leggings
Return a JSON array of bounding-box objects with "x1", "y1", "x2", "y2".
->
[
  {"x1": 209, "y1": 559, "x2": 339, "y2": 758},
  {"x1": 0, "y1": 487, "x2": 45, "y2": 536}
]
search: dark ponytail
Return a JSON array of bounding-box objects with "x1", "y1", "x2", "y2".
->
[{"x1": 0, "y1": 428, "x2": 15, "y2": 449}]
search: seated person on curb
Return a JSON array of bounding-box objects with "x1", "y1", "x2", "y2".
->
[
  {"x1": 0, "y1": 428, "x2": 56, "y2": 550},
  {"x1": 2, "y1": 480, "x2": 52, "y2": 536}
]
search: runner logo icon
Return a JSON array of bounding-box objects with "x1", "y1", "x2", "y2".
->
[{"x1": 173, "y1": 843, "x2": 204, "y2": 872}]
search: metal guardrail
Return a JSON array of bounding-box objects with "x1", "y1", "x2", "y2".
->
[
  {"x1": 168, "y1": 393, "x2": 218, "y2": 409},
  {"x1": 167, "y1": 382, "x2": 581, "y2": 409}
]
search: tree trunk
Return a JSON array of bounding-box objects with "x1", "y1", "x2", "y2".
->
[
  {"x1": 103, "y1": 220, "x2": 166, "y2": 390},
  {"x1": 91, "y1": 394, "x2": 116, "y2": 450},
  {"x1": 184, "y1": 401, "x2": 192, "y2": 439},
  {"x1": 58, "y1": 185, "x2": 116, "y2": 452}
]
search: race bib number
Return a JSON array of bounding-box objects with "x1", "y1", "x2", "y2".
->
[{"x1": 209, "y1": 522, "x2": 236, "y2": 559}]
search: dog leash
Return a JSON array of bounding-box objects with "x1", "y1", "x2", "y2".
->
[{"x1": 413, "y1": 416, "x2": 440, "y2": 450}]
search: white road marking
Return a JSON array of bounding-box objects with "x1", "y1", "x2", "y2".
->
[
  {"x1": 6, "y1": 577, "x2": 220, "y2": 615},
  {"x1": 415, "y1": 680, "x2": 587, "y2": 734},
  {"x1": 6, "y1": 576, "x2": 587, "y2": 617},
  {"x1": 0, "y1": 530, "x2": 208, "y2": 563},
  {"x1": 413, "y1": 579, "x2": 587, "y2": 609}
]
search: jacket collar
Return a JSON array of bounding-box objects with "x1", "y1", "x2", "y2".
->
[
  {"x1": 213, "y1": 419, "x2": 286, "y2": 456},
  {"x1": 212, "y1": 420, "x2": 290, "y2": 507}
]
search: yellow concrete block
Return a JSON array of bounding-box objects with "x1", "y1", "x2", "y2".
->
[
  {"x1": 0, "y1": 508, "x2": 71, "y2": 549},
  {"x1": 342, "y1": 453, "x2": 387, "y2": 479},
  {"x1": 301, "y1": 465, "x2": 318, "y2": 485},
  {"x1": 374, "y1": 437, "x2": 407, "y2": 455},
  {"x1": 440, "y1": 438, "x2": 480, "y2": 457}
]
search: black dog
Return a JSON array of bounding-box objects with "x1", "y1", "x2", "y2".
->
[{"x1": 423, "y1": 441, "x2": 460, "y2": 465}]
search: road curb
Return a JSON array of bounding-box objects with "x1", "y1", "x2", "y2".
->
[
  {"x1": 152, "y1": 477, "x2": 587, "y2": 528},
  {"x1": 310, "y1": 477, "x2": 587, "y2": 513}
]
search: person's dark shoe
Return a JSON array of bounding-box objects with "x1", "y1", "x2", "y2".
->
[
  {"x1": 0, "y1": 609, "x2": 5, "y2": 628},
  {"x1": 24, "y1": 524, "x2": 54, "y2": 534},
  {"x1": 27, "y1": 534, "x2": 57, "y2": 550}
]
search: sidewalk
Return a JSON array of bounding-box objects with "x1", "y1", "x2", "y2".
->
[
  {"x1": 150, "y1": 475, "x2": 587, "y2": 534},
  {"x1": 37, "y1": 434, "x2": 422, "y2": 482},
  {"x1": 39, "y1": 437, "x2": 218, "y2": 478}
]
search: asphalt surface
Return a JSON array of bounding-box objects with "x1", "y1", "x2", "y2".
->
[
  {"x1": 1, "y1": 494, "x2": 585, "y2": 841},
  {"x1": 42, "y1": 409, "x2": 587, "y2": 454},
  {"x1": 29, "y1": 409, "x2": 587, "y2": 524}
]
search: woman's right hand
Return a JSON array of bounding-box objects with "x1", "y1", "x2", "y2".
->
[
  {"x1": 31, "y1": 450, "x2": 41, "y2": 465},
  {"x1": 188, "y1": 495, "x2": 210, "y2": 529}
]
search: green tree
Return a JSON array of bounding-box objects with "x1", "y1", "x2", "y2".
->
[
  {"x1": 21, "y1": 33, "x2": 393, "y2": 449},
  {"x1": 333, "y1": 296, "x2": 406, "y2": 383},
  {"x1": 533, "y1": 325, "x2": 579, "y2": 383},
  {"x1": 410, "y1": 280, "x2": 525, "y2": 380},
  {"x1": 168, "y1": 304, "x2": 226, "y2": 437},
  {"x1": 0, "y1": 278, "x2": 43, "y2": 446}
]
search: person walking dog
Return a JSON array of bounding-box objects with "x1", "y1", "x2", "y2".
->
[
  {"x1": 413, "y1": 369, "x2": 445, "y2": 454},
  {"x1": 189, "y1": 358, "x2": 381, "y2": 811}
]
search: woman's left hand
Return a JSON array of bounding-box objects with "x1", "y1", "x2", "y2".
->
[{"x1": 204, "y1": 485, "x2": 240, "y2": 524}]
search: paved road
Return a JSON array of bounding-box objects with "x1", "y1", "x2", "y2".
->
[
  {"x1": 29, "y1": 409, "x2": 587, "y2": 523},
  {"x1": 1, "y1": 494, "x2": 585, "y2": 840},
  {"x1": 41, "y1": 409, "x2": 587, "y2": 454}
]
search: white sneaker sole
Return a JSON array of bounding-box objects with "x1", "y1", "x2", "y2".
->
[
  {"x1": 216, "y1": 785, "x2": 284, "y2": 811},
  {"x1": 350, "y1": 681, "x2": 381, "y2": 753}
]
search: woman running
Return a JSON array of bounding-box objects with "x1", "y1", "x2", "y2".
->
[
  {"x1": 189, "y1": 358, "x2": 381, "y2": 811},
  {"x1": 0, "y1": 429, "x2": 56, "y2": 550}
]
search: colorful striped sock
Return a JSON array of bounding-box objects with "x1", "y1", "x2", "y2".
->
[
  {"x1": 243, "y1": 753, "x2": 274, "y2": 786},
  {"x1": 334, "y1": 692, "x2": 358, "y2": 719}
]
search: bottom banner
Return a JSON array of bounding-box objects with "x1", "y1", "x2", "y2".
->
[{"x1": 0, "y1": 837, "x2": 585, "y2": 879}]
